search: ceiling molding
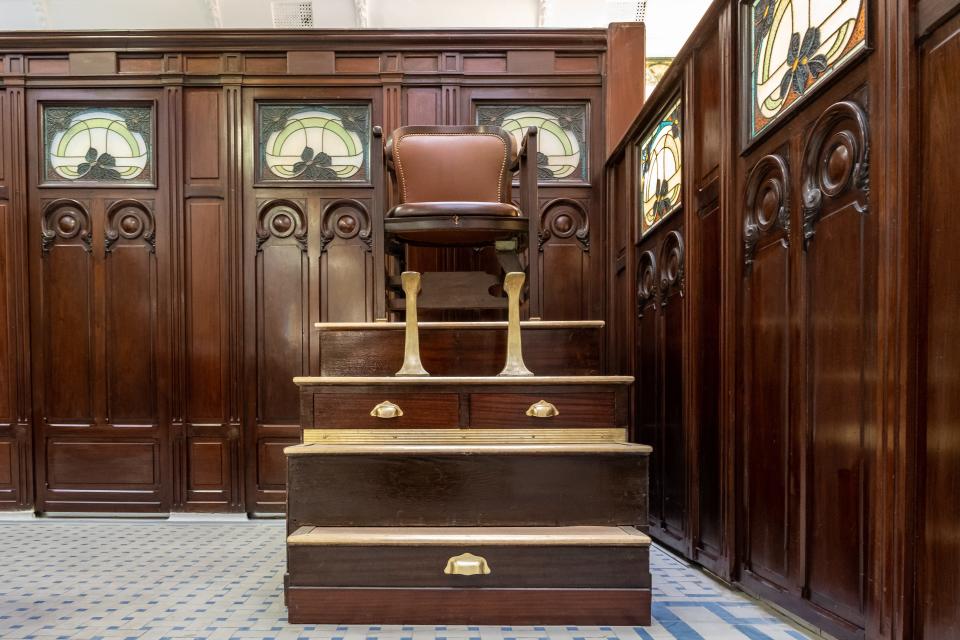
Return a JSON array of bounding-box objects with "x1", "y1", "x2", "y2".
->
[
  {"x1": 354, "y1": 0, "x2": 369, "y2": 28},
  {"x1": 32, "y1": 0, "x2": 50, "y2": 28},
  {"x1": 204, "y1": 0, "x2": 223, "y2": 28},
  {"x1": 538, "y1": 0, "x2": 550, "y2": 27}
]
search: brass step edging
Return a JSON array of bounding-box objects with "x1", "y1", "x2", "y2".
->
[
  {"x1": 285, "y1": 441, "x2": 652, "y2": 455},
  {"x1": 302, "y1": 427, "x2": 629, "y2": 445},
  {"x1": 287, "y1": 525, "x2": 651, "y2": 546}
]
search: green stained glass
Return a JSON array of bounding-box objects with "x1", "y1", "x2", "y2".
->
[
  {"x1": 749, "y1": 0, "x2": 866, "y2": 140},
  {"x1": 44, "y1": 105, "x2": 153, "y2": 184},
  {"x1": 476, "y1": 104, "x2": 587, "y2": 182},
  {"x1": 638, "y1": 98, "x2": 682, "y2": 237},
  {"x1": 259, "y1": 104, "x2": 370, "y2": 183}
]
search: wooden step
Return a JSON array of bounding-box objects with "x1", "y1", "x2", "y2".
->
[
  {"x1": 286, "y1": 441, "x2": 650, "y2": 530},
  {"x1": 285, "y1": 525, "x2": 652, "y2": 625},
  {"x1": 313, "y1": 320, "x2": 605, "y2": 376}
]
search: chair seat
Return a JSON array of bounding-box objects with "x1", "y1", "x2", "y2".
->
[{"x1": 387, "y1": 201, "x2": 521, "y2": 218}]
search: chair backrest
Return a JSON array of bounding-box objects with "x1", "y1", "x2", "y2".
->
[{"x1": 386, "y1": 125, "x2": 517, "y2": 204}]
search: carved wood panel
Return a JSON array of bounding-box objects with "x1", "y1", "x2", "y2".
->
[
  {"x1": 742, "y1": 150, "x2": 794, "y2": 588},
  {"x1": 26, "y1": 88, "x2": 168, "y2": 513},
  {"x1": 634, "y1": 217, "x2": 686, "y2": 550},
  {"x1": 800, "y1": 98, "x2": 871, "y2": 626}
]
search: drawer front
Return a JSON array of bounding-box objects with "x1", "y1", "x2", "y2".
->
[
  {"x1": 288, "y1": 544, "x2": 650, "y2": 589},
  {"x1": 312, "y1": 392, "x2": 459, "y2": 429},
  {"x1": 470, "y1": 392, "x2": 616, "y2": 428}
]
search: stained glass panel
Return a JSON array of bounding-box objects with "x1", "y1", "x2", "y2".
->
[
  {"x1": 638, "y1": 98, "x2": 682, "y2": 236},
  {"x1": 44, "y1": 105, "x2": 153, "y2": 185},
  {"x1": 750, "y1": 0, "x2": 867, "y2": 140},
  {"x1": 476, "y1": 104, "x2": 587, "y2": 182},
  {"x1": 258, "y1": 104, "x2": 370, "y2": 183}
]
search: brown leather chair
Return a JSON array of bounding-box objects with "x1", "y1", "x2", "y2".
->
[{"x1": 383, "y1": 125, "x2": 540, "y2": 312}]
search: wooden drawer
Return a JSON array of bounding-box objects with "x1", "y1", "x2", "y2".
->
[
  {"x1": 469, "y1": 392, "x2": 616, "y2": 428},
  {"x1": 286, "y1": 525, "x2": 652, "y2": 625},
  {"x1": 287, "y1": 525, "x2": 651, "y2": 589},
  {"x1": 311, "y1": 392, "x2": 459, "y2": 429}
]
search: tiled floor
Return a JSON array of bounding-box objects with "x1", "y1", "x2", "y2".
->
[{"x1": 0, "y1": 519, "x2": 814, "y2": 640}]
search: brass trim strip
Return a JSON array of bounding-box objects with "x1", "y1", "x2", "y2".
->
[
  {"x1": 302, "y1": 428, "x2": 628, "y2": 445},
  {"x1": 285, "y1": 441, "x2": 653, "y2": 455},
  {"x1": 288, "y1": 525, "x2": 652, "y2": 547},
  {"x1": 313, "y1": 320, "x2": 605, "y2": 330},
  {"x1": 294, "y1": 375, "x2": 634, "y2": 386}
]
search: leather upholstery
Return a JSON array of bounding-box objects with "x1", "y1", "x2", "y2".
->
[
  {"x1": 386, "y1": 126, "x2": 518, "y2": 206},
  {"x1": 388, "y1": 202, "x2": 521, "y2": 218}
]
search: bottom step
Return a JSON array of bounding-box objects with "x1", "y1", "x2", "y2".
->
[
  {"x1": 285, "y1": 526, "x2": 652, "y2": 625},
  {"x1": 286, "y1": 586, "x2": 651, "y2": 625}
]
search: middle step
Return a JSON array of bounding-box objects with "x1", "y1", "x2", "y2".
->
[{"x1": 286, "y1": 442, "x2": 651, "y2": 531}]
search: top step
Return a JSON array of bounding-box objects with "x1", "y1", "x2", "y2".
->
[{"x1": 314, "y1": 320, "x2": 604, "y2": 376}]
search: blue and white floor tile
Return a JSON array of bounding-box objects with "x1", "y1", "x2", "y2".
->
[{"x1": 0, "y1": 520, "x2": 815, "y2": 640}]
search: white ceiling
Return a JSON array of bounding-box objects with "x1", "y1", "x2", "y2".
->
[{"x1": 0, "y1": 0, "x2": 712, "y2": 57}]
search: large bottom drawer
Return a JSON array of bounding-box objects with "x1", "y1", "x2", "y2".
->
[{"x1": 285, "y1": 526, "x2": 652, "y2": 625}]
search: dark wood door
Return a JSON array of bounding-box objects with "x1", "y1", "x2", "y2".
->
[{"x1": 26, "y1": 88, "x2": 170, "y2": 513}]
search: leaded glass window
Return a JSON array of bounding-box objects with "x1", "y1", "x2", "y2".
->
[
  {"x1": 476, "y1": 104, "x2": 587, "y2": 182},
  {"x1": 638, "y1": 98, "x2": 682, "y2": 236},
  {"x1": 44, "y1": 106, "x2": 153, "y2": 185},
  {"x1": 258, "y1": 104, "x2": 370, "y2": 183},
  {"x1": 749, "y1": 0, "x2": 866, "y2": 140}
]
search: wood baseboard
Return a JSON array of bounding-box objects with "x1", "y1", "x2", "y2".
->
[{"x1": 287, "y1": 586, "x2": 652, "y2": 625}]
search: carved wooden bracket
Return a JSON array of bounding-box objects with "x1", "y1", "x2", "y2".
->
[
  {"x1": 41, "y1": 198, "x2": 92, "y2": 255},
  {"x1": 538, "y1": 197, "x2": 589, "y2": 251},
  {"x1": 659, "y1": 229, "x2": 685, "y2": 307},
  {"x1": 801, "y1": 99, "x2": 870, "y2": 249},
  {"x1": 319, "y1": 198, "x2": 372, "y2": 254},
  {"x1": 105, "y1": 199, "x2": 155, "y2": 254},
  {"x1": 743, "y1": 152, "x2": 790, "y2": 269},
  {"x1": 636, "y1": 249, "x2": 658, "y2": 318},
  {"x1": 256, "y1": 199, "x2": 307, "y2": 253}
]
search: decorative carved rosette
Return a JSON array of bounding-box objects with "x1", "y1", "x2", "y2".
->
[
  {"x1": 800, "y1": 99, "x2": 869, "y2": 249},
  {"x1": 538, "y1": 198, "x2": 589, "y2": 251},
  {"x1": 637, "y1": 249, "x2": 658, "y2": 317},
  {"x1": 105, "y1": 200, "x2": 155, "y2": 254},
  {"x1": 743, "y1": 152, "x2": 790, "y2": 269},
  {"x1": 256, "y1": 199, "x2": 307, "y2": 253},
  {"x1": 319, "y1": 199, "x2": 372, "y2": 254},
  {"x1": 41, "y1": 199, "x2": 92, "y2": 255},
  {"x1": 659, "y1": 229, "x2": 685, "y2": 306}
]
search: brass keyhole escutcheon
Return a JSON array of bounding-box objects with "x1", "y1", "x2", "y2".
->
[
  {"x1": 370, "y1": 400, "x2": 403, "y2": 419},
  {"x1": 526, "y1": 399, "x2": 559, "y2": 418},
  {"x1": 444, "y1": 552, "x2": 491, "y2": 576}
]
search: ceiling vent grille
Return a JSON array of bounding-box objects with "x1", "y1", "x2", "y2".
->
[
  {"x1": 607, "y1": 1, "x2": 648, "y2": 22},
  {"x1": 271, "y1": 1, "x2": 314, "y2": 28}
]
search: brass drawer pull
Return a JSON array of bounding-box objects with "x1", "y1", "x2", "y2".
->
[
  {"x1": 526, "y1": 399, "x2": 559, "y2": 418},
  {"x1": 444, "y1": 552, "x2": 491, "y2": 576},
  {"x1": 370, "y1": 400, "x2": 403, "y2": 419}
]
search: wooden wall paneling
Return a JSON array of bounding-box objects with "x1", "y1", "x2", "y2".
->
[
  {"x1": 800, "y1": 96, "x2": 872, "y2": 629},
  {"x1": 461, "y1": 86, "x2": 604, "y2": 324},
  {"x1": 737, "y1": 51, "x2": 875, "y2": 638},
  {"x1": 740, "y1": 149, "x2": 795, "y2": 592},
  {"x1": 242, "y1": 86, "x2": 382, "y2": 514},
  {"x1": 917, "y1": 10, "x2": 960, "y2": 639},
  {"x1": 178, "y1": 83, "x2": 243, "y2": 512},
  {"x1": 658, "y1": 224, "x2": 687, "y2": 551},
  {"x1": 687, "y1": 25, "x2": 725, "y2": 573},
  {"x1": 0, "y1": 81, "x2": 33, "y2": 510},
  {"x1": 26, "y1": 88, "x2": 168, "y2": 513}
]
